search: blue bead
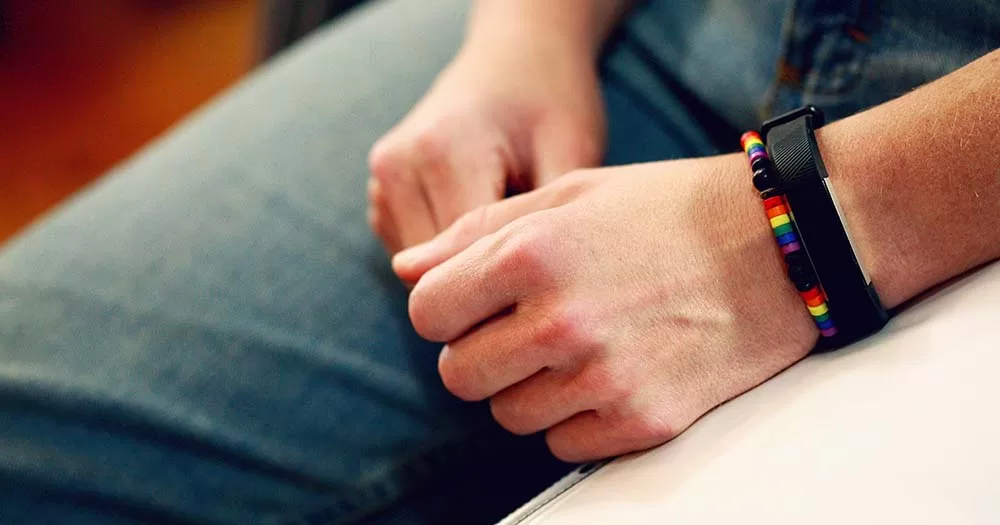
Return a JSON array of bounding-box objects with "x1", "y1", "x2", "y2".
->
[
  {"x1": 776, "y1": 232, "x2": 797, "y2": 246},
  {"x1": 816, "y1": 318, "x2": 835, "y2": 330}
]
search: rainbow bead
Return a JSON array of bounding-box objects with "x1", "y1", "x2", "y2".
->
[
  {"x1": 740, "y1": 131, "x2": 765, "y2": 152},
  {"x1": 745, "y1": 131, "x2": 838, "y2": 339},
  {"x1": 760, "y1": 192, "x2": 838, "y2": 337}
]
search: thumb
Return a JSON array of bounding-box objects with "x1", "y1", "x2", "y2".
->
[{"x1": 392, "y1": 188, "x2": 552, "y2": 283}]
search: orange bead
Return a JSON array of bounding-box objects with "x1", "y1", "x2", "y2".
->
[
  {"x1": 805, "y1": 294, "x2": 825, "y2": 307},
  {"x1": 766, "y1": 205, "x2": 789, "y2": 218}
]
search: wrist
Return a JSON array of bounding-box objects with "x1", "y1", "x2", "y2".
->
[
  {"x1": 711, "y1": 154, "x2": 820, "y2": 357},
  {"x1": 815, "y1": 108, "x2": 999, "y2": 309}
]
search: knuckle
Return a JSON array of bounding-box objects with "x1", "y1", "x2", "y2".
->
[
  {"x1": 407, "y1": 282, "x2": 444, "y2": 341},
  {"x1": 489, "y1": 396, "x2": 534, "y2": 435},
  {"x1": 367, "y1": 138, "x2": 405, "y2": 182},
  {"x1": 493, "y1": 222, "x2": 554, "y2": 284},
  {"x1": 577, "y1": 362, "x2": 631, "y2": 405},
  {"x1": 544, "y1": 430, "x2": 582, "y2": 463},
  {"x1": 534, "y1": 305, "x2": 595, "y2": 356},
  {"x1": 412, "y1": 132, "x2": 449, "y2": 172},
  {"x1": 534, "y1": 308, "x2": 579, "y2": 348},
  {"x1": 437, "y1": 348, "x2": 480, "y2": 401},
  {"x1": 627, "y1": 411, "x2": 678, "y2": 444}
]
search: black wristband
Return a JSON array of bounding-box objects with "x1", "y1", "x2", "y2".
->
[{"x1": 761, "y1": 106, "x2": 889, "y2": 348}]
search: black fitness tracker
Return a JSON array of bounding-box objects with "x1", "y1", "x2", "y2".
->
[{"x1": 761, "y1": 106, "x2": 890, "y2": 347}]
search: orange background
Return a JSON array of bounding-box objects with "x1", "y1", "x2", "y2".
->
[{"x1": 0, "y1": 0, "x2": 258, "y2": 242}]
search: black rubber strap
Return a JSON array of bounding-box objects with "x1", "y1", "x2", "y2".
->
[{"x1": 762, "y1": 107, "x2": 889, "y2": 348}]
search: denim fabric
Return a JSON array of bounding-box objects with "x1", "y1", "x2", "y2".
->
[
  {"x1": 0, "y1": 1, "x2": 722, "y2": 523},
  {"x1": 623, "y1": 0, "x2": 1000, "y2": 130},
  {"x1": 768, "y1": 0, "x2": 1000, "y2": 121},
  {"x1": 0, "y1": 0, "x2": 994, "y2": 523}
]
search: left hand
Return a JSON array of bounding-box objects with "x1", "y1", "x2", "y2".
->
[{"x1": 393, "y1": 155, "x2": 819, "y2": 462}]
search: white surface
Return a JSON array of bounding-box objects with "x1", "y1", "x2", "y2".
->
[{"x1": 514, "y1": 261, "x2": 1000, "y2": 524}]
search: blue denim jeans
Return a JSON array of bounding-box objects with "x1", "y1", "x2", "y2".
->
[{"x1": 0, "y1": 0, "x2": 995, "y2": 523}]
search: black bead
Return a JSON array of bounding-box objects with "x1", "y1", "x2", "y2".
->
[
  {"x1": 750, "y1": 156, "x2": 773, "y2": 173},
  {"x1": 784, "y1": 250, "x2": 808, "y2": 268},
  {"x1": 752, "y1": 168, "x2": 777, "y2": 192},
  {"x1": 759, "y1": 188, "x2": 784, "y2": 200},
  {"x1": 787, "y1": 264, "x2": 816, "y2": 292}
]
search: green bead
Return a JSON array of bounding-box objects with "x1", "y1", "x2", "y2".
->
[{"x1": 772, "y1": 223, "x2": 794, "y2": 237}]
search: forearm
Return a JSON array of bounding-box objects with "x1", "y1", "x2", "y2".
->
[
  {"x1": 465, "y1": 0, "x2": 635, "y2": 61},
  {"x1": 818, "y1": 49, "x2": 1000, "y2": 308}
]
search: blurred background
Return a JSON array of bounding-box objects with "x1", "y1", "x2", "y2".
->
[{"x1": 0, "y1": 0, "x2": 363, "y2": 243}]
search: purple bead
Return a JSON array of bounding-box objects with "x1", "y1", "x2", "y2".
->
[{"x1": 781, "y1": 241, "x2": 802, "y2": 254}]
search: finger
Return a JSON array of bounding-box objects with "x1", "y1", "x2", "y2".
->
[
  {"x1": 545, "y1": 407, "x2": 677, "y2": 463},
  {"x1": 367, "y1": 178, "x2": 402, "y2": 253},
  {"x1": 420, "y1": 147, "x2": 506, "y2": 232},
  {"x1": 384, "y1": 170, "x2": 437, "y2": 249},
  {"x1": 368, "y1": 142, "x2": 437, "y2": 251},
  {"x1": 437, "y1": 306, "x2": 562, "y2": 401},
  {"x1": 532, "y1": 124, "x2": 602, "y2": 186},
  {"x1": 392, "y1": 189, "x2": 552, "y2": 282},
  {"x1": 407, "y1": 215, "x2": 555, "y2": 342},
  {"x1": 489, "y1": 367, "x2": 597, "y2": 436}
]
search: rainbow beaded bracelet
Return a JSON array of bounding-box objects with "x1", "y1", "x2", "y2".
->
[{"x1": 741, "y1": 131, "x2": 838, "y2": 338}]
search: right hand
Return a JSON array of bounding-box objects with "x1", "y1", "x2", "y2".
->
[
  {"x1": 393, "y1": 156, "x2": 818, "y2": 461},
  {"x1": 367, "y1": 36, "x2": 606, "y2": 255}
]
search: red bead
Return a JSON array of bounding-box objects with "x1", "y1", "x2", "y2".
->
[
  {"x1": 763, "y1": 196, "x2": 784, "y2": 209},
  {"x1": 800, "y1": 287, "x2": 823, "y2": 302},
  {"x1": 805, "y1": 294, "x2": 825, "y2": 307},
  {"x1": 740, "y1": 131, "x2": 762, "y2": 150}
]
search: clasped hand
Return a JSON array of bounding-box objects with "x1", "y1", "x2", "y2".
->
[{"x1": 391, "y1": 157, "x2": 818, "y2": 462}]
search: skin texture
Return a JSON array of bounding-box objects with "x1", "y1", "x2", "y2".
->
[
  {"x1": 391, "y1": 49, "x2": 1000, "y2": 462},
  {"x1": 394, "y1": 158, "x2": 817, "y2": 461},
  {"x1": 367, "y1": 0, "x2": 633, "y2": 254}
]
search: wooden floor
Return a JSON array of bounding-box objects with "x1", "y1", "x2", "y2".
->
[{"x1": 0, "y1": 0, "x2": 258, "y2": 243}]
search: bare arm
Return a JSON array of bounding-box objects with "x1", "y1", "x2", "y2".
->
[
  {"x1": 820, "y1": 48, "x2": 1000, "y2": 308},
  {"x1": 391, "y1": 48, "x2": 1000, "y2": 462}
]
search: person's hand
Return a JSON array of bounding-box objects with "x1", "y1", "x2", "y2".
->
[
  {"x1": 367, "y1": 36, "x2": 605, "y2": 254},
  {"x1": 392, "y1": 156, "x2": 820, "y2": 462}
]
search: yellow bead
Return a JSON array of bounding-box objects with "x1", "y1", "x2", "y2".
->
[
  {"x1": 743, "y1": 138, "x2": 765, "y2": 153},
  {"x1": 769, "y1": 214, "x2": 791, "y2": 228},
  {"x1": 807, "y1": 303, "x2": 829, "y2": 316}
]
